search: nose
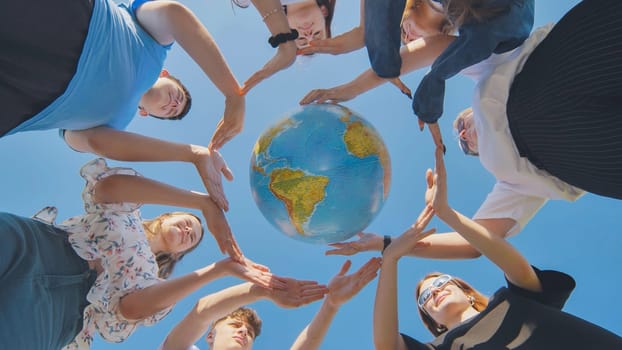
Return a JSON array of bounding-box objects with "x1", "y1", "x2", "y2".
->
[{"x1": 237, "y1": 326, "x2": 248, "y2": 337}]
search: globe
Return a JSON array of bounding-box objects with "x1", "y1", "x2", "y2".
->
[{"x1": 249, "y1": 104, "x2": 391, "y2": 244}]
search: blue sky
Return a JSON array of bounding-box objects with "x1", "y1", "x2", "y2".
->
[{"x1": 1, "y1": 0, "x2": 620, "y2": 349}]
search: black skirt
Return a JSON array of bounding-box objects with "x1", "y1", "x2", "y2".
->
[
  {"x1": 507, "y1": 0, "x2": 622, "y2": 199},
  {"x1": 0, "y1": 0, "x2": 93, "y2": 136}
]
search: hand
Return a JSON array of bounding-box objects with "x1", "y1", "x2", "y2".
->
[
  {"x1": 297, "y1": 27, "x2": 364, "y2": 56},
  {"x1": 426, "y1": 146, "x2": 451, "y2": 216},
  {"x1": 192, "y1": 147, "x2": 233, "y2": 211},
  {"x1": 218, "y1": 257, "x2": 287, "y2": 290},
  {"x1": 389, "y1": 78, "x2": 412, "y2": 100},
  {"x1": 241, "y1": 41, "x2": 297, "y2": 94},
  {"x1": 209, "y1": 93, "x2": 246, "y2": 150},
  {"x1": 383, "y1": 205, "x2": 436, "y2": 260},
  {"x1": 299, "y1": 84, "x2": 356, "y2": 105},
  {"x1": 201, "y1": 199, "x2": 244, "y2": 262},
  {"x1": 268, "y1": 278, "x2": 329, "y2": 308},
  {"x1": 326, "y1": 258, "x2": 382, "y2": 308},
  {"x1": 325, "y1": 233, "x2": 382, "y2": 256}
]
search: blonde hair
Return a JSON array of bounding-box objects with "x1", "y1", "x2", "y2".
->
[
  {"x1": 143, "y1": 212, "x2": 204, "y2": 279},
  {"x1": 453, "y1": 107, "x2": 474, "y2": 131},
  {"x1": 415, "y1": 272, "x2": 488, "y2": 336}
]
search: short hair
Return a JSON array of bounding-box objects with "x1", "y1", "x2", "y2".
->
[
  {"x1": 212, "y1": 307, "x2": 262, "y2": 339},
  {"x1": 150, "y1": 74, "x2": 193, "y2": 120},
  {"x1": 415, "y1": 272, "x2": 488, "y2": 336}
]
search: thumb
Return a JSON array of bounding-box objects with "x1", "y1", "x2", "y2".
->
[{"x1": 337, "y1": 259, "x2": 352, "y2": 276}]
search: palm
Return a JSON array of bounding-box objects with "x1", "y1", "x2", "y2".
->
[
  {"x1": 325, "y1": 233, "x2": 381, "y2": 256},
  {"x1": 326, "y1": 258, "x2": 381, "y2": 307},
  {"x1": 270, "y1": 278, "x2": 328, "y2": 308}
]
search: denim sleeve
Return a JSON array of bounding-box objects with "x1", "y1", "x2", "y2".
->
[
  {"x1": 413, "y1": 25, "x2": 501, "y2": 123},
  {"x1": 364, "y1": 0, "x2": 406, "y2": 78}
]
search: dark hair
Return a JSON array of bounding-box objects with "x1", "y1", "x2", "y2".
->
[
  {"x1": 149, "y1": 74, "x2": 193, "y2": 121},
  {"x1": 415, "y1": 272, "x2": 488, "y2": 336},
  {"x1": 212, "y1": 307, "x2": 262, "y2": 339},
  {"x1": 144, "y1": 212, "x2": 205, "y2": 279},
  {"x1": 431, "y1": 0, "x2": 509, "y2": 33}
]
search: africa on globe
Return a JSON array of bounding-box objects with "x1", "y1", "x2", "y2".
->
[{"x1": 249, "y1": 104, "x2": 391, "y2": 244}]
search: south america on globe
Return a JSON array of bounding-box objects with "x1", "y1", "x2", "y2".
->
[{"x1": 249, "y1": 104, "x2": 391, "y2": 244}]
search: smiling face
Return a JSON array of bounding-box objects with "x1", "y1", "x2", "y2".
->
[
  {"x1": 400, "y1": 0, "x2": 446, "y2": 43},
  {"x1": 419, "y1": 276, "x2": 472, "y2": 320},
  {"x1": 159, "y1": 213, "x2": 203, "y2": 254},
  {"x1": 139, "y1": 71, "x2": 189, "y2": 119},
  {"x1": 207, "y1": 316, "x2": 256, "y2": 350},
  {"x1": 285, "y1": 1, "x2": 329, "y2": 48}
]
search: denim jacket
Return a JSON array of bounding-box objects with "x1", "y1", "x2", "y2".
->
[{"x1": 364, "y1": 0, "x2": 535, "y2": 123}]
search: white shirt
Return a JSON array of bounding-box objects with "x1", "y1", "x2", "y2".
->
[{"x1": 461, "y1": 24, "x2": 585, "y2": 236}]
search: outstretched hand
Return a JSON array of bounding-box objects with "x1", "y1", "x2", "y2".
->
[
  {"x1": 419, "y1": 122, "x2": 445, "y2": 154},
  {"x1": 201, "y1": 197, "x2": 243, "y2": 262},
  {"x1": 325, "y1": 233, "x2": 382, "y2": 256},
  {"x1": 208, "y1": 93, "x2": 246, "y2": 151},
  {"x1": 426, "y1": 146, "x2": 450, "y2": 215},
  {"x1": 218, "y1": 257, "x2": 287, "y2": 290},
  {"x1": 383, "y1": 205, "x2": 436, "y2": 260},
  {"x1": 269, "y1": 278, "x2": 329, "y2": 308},
  {"x1": 241, "y1": 41, "x2": 297, "y2": 94},
  {"x1": 192, "y1": 147, "x2": 233, "y2": 211},
  {"x1": 299, "y1": 84, "x2": 356, "y2": 105},
  {"x1": 297, "y1": 27, "x2": 364, "y2": 56},
  {"x1": 326, "y1": 258, "x2": 382, "y2": 308}
]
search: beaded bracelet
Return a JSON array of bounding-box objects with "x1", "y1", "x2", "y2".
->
[
  {"x1": 268, "y1": 29, "x2": 299, "y2": 48},
  {"x1": 262, "y1": 7, "x2": 281, "y2": 21}
]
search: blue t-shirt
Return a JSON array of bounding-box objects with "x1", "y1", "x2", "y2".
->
[{"x1": 6, "y1": 0, "x2": 170, "y2": 135}]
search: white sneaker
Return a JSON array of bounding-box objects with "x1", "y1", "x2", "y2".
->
[{"x1": 231, "y1": 0, "x2": 251, "y2": 8}]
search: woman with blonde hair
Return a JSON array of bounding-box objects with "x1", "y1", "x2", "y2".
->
[
  {"x1": 0, "y1": 158, "x2": 285, "y2": 349},
  {"x1": 373, "y1": 148, "x2": 622, "y2": 349}
]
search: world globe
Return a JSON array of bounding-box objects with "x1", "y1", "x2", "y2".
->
[{"x1": 249, "y1": 104, "x2": 391, "y2": 244}]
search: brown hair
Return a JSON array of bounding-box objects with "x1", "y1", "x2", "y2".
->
[
  {"x1": 415, "y1": 272, "x2": 488, "y2": 336},
  {"x1": 212, "y1": 307, "x2": 263, "y2": 339},
  {"x1": 430, "y1": 0, "x2": 509, "y2": 33},
  {"x1": 143, "y1": 212, "x2": 205, "y2": 279},
  {"x1": 150, "y1": 74, "x2": 193, "y2": 121}
]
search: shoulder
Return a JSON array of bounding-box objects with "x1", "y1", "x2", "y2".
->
[{"x1": 505, "y1": 267, "x2": 576, "y2": 309}]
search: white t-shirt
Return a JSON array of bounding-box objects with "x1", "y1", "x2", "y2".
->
[
  {"x1": 460, "y1": 24, "x2": 585, "y2": 236},
  {"x1": 158, "y1": 342, "x2": 200, "y2": 350}
]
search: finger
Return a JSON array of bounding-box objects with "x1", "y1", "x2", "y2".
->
[
  {"x1": 389, "y1": 78, "x2": 412, "y2": 100},
  {"x1": 325, "y1": 249, "x2": 352, "y2": 256},
  {"x1": 418, "y1": 228, "x2": 436, "y2": 241},
  {"x1": 221, "y1": 166, "x2": 234, "y2": 182},
  {"x1": 242, "y1": 70, "x2": 268, "y2": 95},
  {"x1": 418, "y1": 118, "x2": 425, "y2": 132},
  {"x1": 327, "y1": 242, "x2": 348, "y2": 248},
  {"x1": 301, "y1": 284, "x2": 330, "y2": 296},
  {"x1": 269, "y1": 276, "x2": 288, "y2": 290},
  {"x1": 426, "y1": 168, "x2": 434, "y2": 188},
  {"x1": 299, "y1": 90, "x2": 323, "y2": 105},
  {"x1": 428, "y1": 123, "x2": 445, "y2": 153},
  {"x1": 337, "y1": 259, "x2": 352, "y2": 276}
]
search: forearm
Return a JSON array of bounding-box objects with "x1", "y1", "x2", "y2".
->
[
  {"x1": 93, "y1": 174, "x2": 208, "y2": 209},
  {"x1": 252, "y1": 0, "x2": 291, "y2": 34},
  {"x1": 290, "y1": 300, "x2": 339, "y2": 350},
  {"x1": 164, "y1": 283, "x2": 266, "y2": 350},
  {"x1": 119, "y1": 262, "x2": 227, "y2": 320},
  {"x1": 166, "y1": 4, "x2": 240, "y2": 98},
  {"x1": 373, "y1": 257, "x2": 401, "y2": 350},
  {"x1": 65, "y1": 127, "x2": 197, "y2": 163},
  {"x1": 406, "y1": 231, "x2": 481, "y2": 259},
  {"x1": 400, "y1": 34, "x2": 455, "y2": 76}
]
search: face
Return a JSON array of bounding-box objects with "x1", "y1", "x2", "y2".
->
[
  {"x1": 400, "y1": 2, "x2": 445, "y2": 43},
  {"x1": 159, "y1": 214, "x2": 202, "y2": 254},
  {"x1": 207, "y1": 317, "x2": 255, "y2": 350},
  {"x1": 456, "y1": 116, "x2": 479, "y2": 155},
  {"x1": 418, "y1": 275, "x2": 472, "y2": 324},
  {"x1": 286, "y1": 1, "x2": 328, "y2": 48},
  {"x1": 139, "y1": 77, "x2": 187, "y2": 119}
]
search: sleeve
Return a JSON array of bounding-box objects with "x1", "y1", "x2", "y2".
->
[
  {"x1": 473, "y1": 181, "x2": 547, "y2": 237},
  {"x1": 159, "y1": 340, "x2": 201, "y2": 350},
  {"x1": 413, "y1": 24, "x2": 500, "y2": 123},
  {"x1": 401, "y1": 333, "x2": 435, "y2": 350},
  {"x1": 363, "y1": 0, "x2": 406, "y2": 78},
  {"x1": 79, "y1": 158, "x2": 143, "y2": 213},
  {"x1": 130, "y1": 0, "x2": 154, "y2": 16},
  {"x1": 506, "y1": 266, "x2": 576, "y2": 310}
]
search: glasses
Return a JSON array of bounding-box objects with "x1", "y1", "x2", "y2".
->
[
  {"x1": 418, "y1": 274, "x2": 453, "y2": 309},
  {"x1": 456, "y1": 118, "x2": 478, "y2": 156}
]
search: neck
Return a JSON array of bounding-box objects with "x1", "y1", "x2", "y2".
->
[
  {"x1": 143, "y1": 222, "x2": 166, "y2": 254},
  {"x1": 444, "y1": 307, "x2": 480, "y2": 330}
]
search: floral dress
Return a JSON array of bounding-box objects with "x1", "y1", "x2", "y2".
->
[{"x1": 40, "y1": 158, "x2": 173, "y2": 349}]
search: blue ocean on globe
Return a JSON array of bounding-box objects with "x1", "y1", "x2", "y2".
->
[{"x1": 249, "y1": 104, "x2": 391, "y2": 244}]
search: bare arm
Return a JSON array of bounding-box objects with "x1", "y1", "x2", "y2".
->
[
  {"x1": 119, "y1": 258, "x2": 284, "y2": 321},
  {"x1": 291, "y1": 258, "x2": 381, "y2": 350},
  {"x1": 65, "y1": 127, "x2": 233, "y2": 211},
  {"x1": 428, "y1": 148, "x2": 541, "y2": 292},
  {"x1": 373, "y1": 256, "x2": 408, "y2": 350},
  {"x1": 299, "y1": 35, "x2": 455, "y2": 104}
]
